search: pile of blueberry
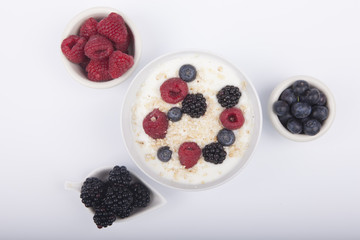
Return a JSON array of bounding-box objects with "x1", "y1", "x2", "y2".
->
[{"x1": 273, "y1": 80, "x2": 329, "y2": 136}]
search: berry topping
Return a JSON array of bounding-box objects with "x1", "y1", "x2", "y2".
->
[
  {"x1": 303, "y1": 119, "x2": 322, "y2": 136},
  {"x1": 142, "y1": 109, "x2": 169, "y2": 139},
  {"x1": 181, "y1": 93, "x2": 207, "y2": 118},
  {"x1": 179, "y1": 64, "x2": 197, "y2": 82},
  {"x1": 216, "y1": 85, "x2": 242, "y2": 108},
  {"x1": 108, "y1": 51, "x2": 134, "y2": 79},
  {"x1": 108, "y1": 166, "x2": 132, "y2": 186},
  {"x1": 280, "y1": 88, "x2": 297, "y2": 105},
  {"x1": 301, "y1": 88, "x2": 321, "y2": 105},
  {"x1": 84, "y1": 35, "x2": 114, "y2": 60},
  {"x1": 311, "y1": 105, "x2": 329, "y2": 122},
  {"x1": 217, "y1": 129, "x2": 236, "y2": 146},
  {"x1": 157, "y1": 146, "x2": 172, "y2": 162},
  {"x1": 286, "y1": 118, "x2": 303, "y2": 134},
  {"x1": 93, "y1": 204, "x2": 116, "y2": 229},
  {"x1": 202, "y1": 142, "x2": 227, "y2": 164},
  {"x1": 167, "y1": 107, "x2": 183, "y2": 122},
  {"x1": 80, "y1": 177, "x2": 106, "y2": 208},
  {"x1": 291, "y1": 102, "x2": 312, "y2": 119},
  {"x1": 97, "y1": 12, "x2": 128, "y2": 45},
  {"x1": 178, "y1": 142, "x2": 202, "y2": 169},
  {"x1": 80, "y1": 17, "x2": 98, "y2": 39},
  {"x1": 160, "y1": 78, "x2": 189, "y2": 104},
  {"x1": 273, "y1": 100, "x2": 290, "y2": 116},
  {"x1": 219, "y1": 107, "x2": 245, "y2": 130},
  {"x1": 61, "y1": 35, "x2": 87, "y2": 63},
  {"x1": 292, "y1": 80, "x2": 310, "y2": 96},
  {"x1": 86, "y1": 58, "x2": 112, "y2": 82},
  {"x1": 130, "y1": 182, "x2": 151, "y2": 208}
]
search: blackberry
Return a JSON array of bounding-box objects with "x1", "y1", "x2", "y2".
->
[
  {"x1": 130, "y1": 182, "x2": 151, "y2": 208},
  {"x1": 202, "y1": 142, "x2": 227, "y2": 164},
  {"x1": 103, "y1": 185, "x2": 134, "y2": 218},
  {"x1": 216, "y1": 85, "x2": 242, "y2": 108},
  {"x1": 181, "y1": 93, "x2": 207, "y2": 118},
  {"x1": 80, "y1": 177, "x2": 106, "y2": 208},
  {"x1": 108, "y1": 166, "x2": 132, "y2": 186},
  {"x1": 93, "y1": 204, "x2": 116, "y2": 229}
]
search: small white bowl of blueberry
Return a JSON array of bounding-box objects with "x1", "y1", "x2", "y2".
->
[{"x1": 268, "y1": 75, "x2": 335, "y2": 142}]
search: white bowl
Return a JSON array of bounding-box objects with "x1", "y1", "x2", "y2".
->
[
  {"x1": 64, "y1": 166, "x2": 166, "y2": 223},
  {"x1": 121, "y1": 51, "x2": 262, "y2": 190},
  {"x1": 268, "y1": 75, "x2": 336, "y2": 142},
  {"x1": 61, "y1": 7, "x2": 141, "y2": 89}
]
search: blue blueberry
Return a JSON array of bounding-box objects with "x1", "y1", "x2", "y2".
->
[
  {"x1": 278, "y1": 112, "x2": 292, "y2": 126},
  {"x1": 280, "y1": 88, "x2": 297, "y2": 105},
  {"x1": 167, "y1": 107, "x2": 182, "y2": 122},
  {"x1": 273, "y1": 100, "x2": 289, "y2": 116},
  {"x1": 300, "y1": 88, "x2": 320, "y2": 105},
  {"x1": 179, "y1": 64, "x2": 197, "y2": 82},
  {"x1": 292, "y1": 80, "x2": 309, "y2": 96},
  {"x1": 286, "y1": 118, "x2": 303, "y2": 134},
  {"x1": 217, "y1": 128, "x2": 236, "y2": 146},
  {"x1": 317, "y1": 91, "x2": 327, "y2": 106},
  {"x1": 157, "y1": 146, "x2": 172, "y2": 162},
  {"x1": 303, "y1": 119, "x2": 321, "y2": 136},
  {"x1": 311, "y1": 106, "x2": 329, "y2": 122},
  {"x1": 291, "y1": 102, "x2": 312, "y2": 118}
]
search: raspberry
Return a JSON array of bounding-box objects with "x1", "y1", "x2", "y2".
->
[
  {"x1": 97, "y1": 12, "x2": 128, "y2": 45},
  {"x1": 114, "y1": 33, "x2": 130, "y2": 52},
  {"x1": 160, "y1": 78, "x2": 189, "y2": 104},
  {"x1": 80, "y1": 17, "x2": 98, "y2": 39},
  {"x1": 143, "y1": 109, "x2": 169, "y2": 139},
  {"x1": 61, "y1": 35, "x2": 87, "y2": 63},
  {"x1": 84, "y1": 35, "x2": 114, "y2": 60},
  {"x1": 178, "y1": 142, "x2": 201, "y2": 169},
  {"x1": 86, "y1": 58, "x2": 112, "y2": 82},
  {"x1": 108, "y1": 51, "x2": 134, "y2": 79},
  {"x1": 219, "y1": 108, "x2": 245, "y2": 130}
]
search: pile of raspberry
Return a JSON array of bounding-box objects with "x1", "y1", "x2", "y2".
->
[
  {"x1": 142, "y1": 64, "x2": 245, "y2": 169},
  {"x1": 61, "y1": 12, "x2": 134, "y2": 82}
]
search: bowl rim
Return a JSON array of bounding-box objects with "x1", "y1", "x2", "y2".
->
[
  {"x1": 61, "y1": 6, "x2": 142, "y2": 89},
  {"x1": 120, "y1": 50, "x2": 263, "y2": 191},
  {"x1": 268, "y1": 75, "x2": 336, "y2": 142}
]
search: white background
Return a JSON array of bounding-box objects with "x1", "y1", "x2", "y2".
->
[{"x1": 1, "y1": 0, "x2": 359, "y2": 239}]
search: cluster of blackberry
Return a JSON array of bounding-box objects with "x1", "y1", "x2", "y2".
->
[{"x1": 80, "y1": 166, "x2": 150, "y2": 228}]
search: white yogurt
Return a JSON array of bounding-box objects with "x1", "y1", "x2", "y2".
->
[{"x1": 131, "y1": 54, "x2": 254, "y2": 185}]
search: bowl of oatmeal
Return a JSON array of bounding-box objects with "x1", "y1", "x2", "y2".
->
[{"x1": 121, "y1": 51, "x2": 262, "y2": 190}]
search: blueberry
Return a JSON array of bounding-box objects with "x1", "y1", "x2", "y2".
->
[
  {"x1": 273, "y1": 100, "x2": 289, "y2": 116},
  {"x1": 286, "y1": 118, "x2": 303, "y2": 134},
  {"x1": 217, "y1": 128, "x2": 236, "y2": 146},
  {"x1": 303, "y1": 119, "x2": 321, "y2": 136},
  {"x1": 280, "y1": 88, "x2": 297, "y2": 105},
  {"x1": 301, "y1": 88, "x2": 320, "y2": 105},
  {"x1": 317, "y1": 91, "x2": 327, "y2": 106},
  {"x1": 311, "y1": 106, "x2": 329, "y2": 122},
  {"x1": 179, "y1": 64, "x2": 197, "y2": 82},
  {"x1": 291, "y1": 102, "x2": 312, "y2": 118},
  {"x1": 278, "y1": 112, "x2": 292, "y2": 126},
  {"x1": 167, "y1": 107, "x2": 182, "y2": 122},
  {"x1": 292, "y1": 80, "x2": 309, "y2": 96},
  {"x1": 157, "y1": 146, "x2": 172, "y2": 162}
]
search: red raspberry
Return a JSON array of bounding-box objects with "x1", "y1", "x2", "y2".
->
[
  {"x1": 220, "y1": 108, "x2": 245, "y2": 130},
  {"x1": 86, "y1": 58, "x2": 112, "y2": 82},
  {"x1": 142, "y1": 109, "x2": 168, "y2": 139},
  {"x1": 114, "y1": 33, "x2": 130, "y2": 52},
  {"x1": 84, "y1": 35, "x2": 114, "y2": 60},
  {"x1": 97, "y1": 13, "x2": 128, "y2": 45},
  {"x1": 160, "y1": 78, "x2": 189, "y2": 104},
  {"x1": 108, "y1": 51, "x2": 134, "y2": 79},
  {"x1": 178, "y1": 142, "x2": 201, "y2": 169},
  {"x1": 61, "y1": 35, "x2": 87, "y2": 63},
  {"x1": 79, "y1": 17, "x2": 98, "y2": 39}
]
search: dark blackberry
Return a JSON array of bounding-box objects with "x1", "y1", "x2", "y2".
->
[
  {"x1": 216, "y1": 85, "x2": 242, "y2": 108},
  {"x1": 181, "y1": 93, "x2": 207, "y2": 118},
  {"x1": 108, "y1": 165, "x2": 132, "y2": 186},
  {"x1": 93, "y1": 204, "x2": 116, "y2": 229},
  {"x1": 202, "y1": 142, "x2": 227, "y2": 164},
  {"x1": 103, "y1": 184, "x2": 134, "y2": 218},
  {"x1": 130, "y1": 182, "x2": 151, "y2": 208},
  {"x1": 80, "y1": 177, "x2": 106, "y2": 208}
]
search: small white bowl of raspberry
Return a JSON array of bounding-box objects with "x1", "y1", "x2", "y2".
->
[{"x1": 61, "y1": 7, "x2": 141, "y2": 88}]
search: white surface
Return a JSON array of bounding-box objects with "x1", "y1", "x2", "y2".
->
[{"x1": 0, "y1": 0, "x2": 359, "y2": 239}]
